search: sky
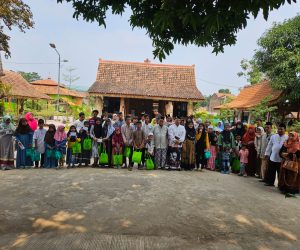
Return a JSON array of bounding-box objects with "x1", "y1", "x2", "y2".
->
[{"x1": 3, "y1": 0, "x2": 300, "y2": 96}]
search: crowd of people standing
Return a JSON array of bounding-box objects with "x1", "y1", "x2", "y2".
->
[{"x1": 0, "y1": 110, "x2": 299, "y2": 195}]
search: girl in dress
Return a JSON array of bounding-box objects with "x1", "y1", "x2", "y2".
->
[
  {"x1": 66, "y1": 125, "x2": 81, "y2": 168},
  {"x1": 44, "y1": 124, "x2": 58, "y2": 168},
  {"x1": 54, "y1": 125, "x2": 67, "y2": 168}
]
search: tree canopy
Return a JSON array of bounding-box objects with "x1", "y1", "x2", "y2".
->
[
  {"x1": 57, "y1": 0, "x2": 295, "y2": 61},
  {"x1": 237, "y1": 59, "x2": 266, "y2": 85},
  {"x1": 18, "y1": 71, "x2": 41, "y2": 83},
  {"x1": 0, "y1": 0, "x2": 34, "y2": 57},
  {"x1": 218, "y1": 89, "x2": 231, "y2": 94},
  {"x1": 253, "y1": 15, "x2": 300, "y2": 103}
]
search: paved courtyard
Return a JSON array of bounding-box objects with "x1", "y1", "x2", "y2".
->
[{"x1": 0, "y1": 169, "x2": 299, "y2": 250}]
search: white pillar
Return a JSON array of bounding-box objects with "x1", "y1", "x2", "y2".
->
[
  {"x1": 119, "y1": 97, "x2": 125, "y2": 114},
  {"x1": 187, "y1": 102, "x2": 193, "y2": 116},
  {"x1": 95, "y1": 96, "x2": 103, "y2": 115},
  {"x1": 165, "y1": 101, "x2": 173, "y2": 116}
]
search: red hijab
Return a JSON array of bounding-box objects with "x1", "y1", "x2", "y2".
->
[
  {"x1": 25, "y1": 112, "x2": 38, "y2": 131},
  {"x1": 284, "y1": 132, "x2": 300, "y2": 153},
  {"x1": 242, "y1": 125, "x2": 256, "y2": 143}
]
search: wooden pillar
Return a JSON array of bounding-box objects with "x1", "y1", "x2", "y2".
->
[
  {"x1": 187, "y1": 102, "x2": 193, "y2": 116},
  {"x1": 119, "y1": 97, "x2": 125, "y2": 115},
  {"x1": 95, "y1": 95, "x2": 104, "y2": 115},
  {"x1": 165, "y1": 101, "x2": 173, "y2": 117}
]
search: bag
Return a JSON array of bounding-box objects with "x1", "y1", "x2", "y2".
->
[
  {"x1": 46, "y1": 149, "x2": 54, "y2": 158},
  {"x1": 100, "y1": 150, "x2": 109, "y2": 164},
  {"x1": 231, "y1": 158, "x2": 240, "y2": 171},
  {"x1": 98, "y1": 144, "x2": 103, "y2": 155},
  {"x1": 72, "y1": 142, "x2": 82, "y2": 154},
  {"x1": 32, "y1": 150, "x2": 41, "y2": 162},
  {"x1": 54, "y1": 150, "x2": 62, "y2": 160},
  {"x1": 282, "y1": 154, "x2": 299, "y2": 173},
  {"x1": 26, "y1": 148, "x2": 33, "y2": 157},
  {"x1": 83, "y1": 137, "x2": 92, "y2": 150},
  {"x1": 132, "y1": 150, "x2": 142, "y2": 164},
  {"x1": 145, "y1": 154, "x2": 154, "y2": 170},
  {"x1": 113, "y1": 154, "x2": 123, "y2": 166},
  {"x1": 204, "y1": 150, "x2": 211, "y2": 159},
  {"x1": 124, "y1": 146, "x2": 131, "y2": 157}
]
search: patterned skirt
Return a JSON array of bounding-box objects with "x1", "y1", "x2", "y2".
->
[{"x1": 207, "y1": 145, "x2": 217, "y2": 170}]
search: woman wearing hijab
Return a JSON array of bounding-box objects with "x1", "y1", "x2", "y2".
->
[
  {"x1": 181, "y1": 120, "x2": 196, "y2": 170},
  {"x1": 207, "y1": 126, "x2": 217, "y2": 171},
  {"x1": 0, "y1": 115, "x2": 15, "y2": 170},
  {"x1": 44, "y1": 124, "x2": 58, "y2": 168},
  {"x1": 54, "y1": 125, "x2": 67, "y2": 168},
  {"x1": 279, "y1": 132, "x2": 300, "y2": 194},
  {"x1": 90, "y1": 117, "x2": 103, "y2": 167},
  {"x1": 195, "y1": 123, "x2": 210, "y2": 170},
  {"x1": 233, "y1": 121, "x2": 245, "y2": 138},
  {"x1": 102, "y1": 118, "x2": 115, "y2": 168},
  {"x1": 25, "y1": 112, "x2": 38, "y2": 131},
  {"x1": 15, "y1": 118, "x2": 33, "y2": 169},
  {"x1": 254, "y1": 127, "x2": 265, "y2": 178},
  {"x1": 217, "y1": 121, "x2": 224, "y2": 132},
  {"x1": 242, "y1": 125, "x2": 257, "y2": 176}
]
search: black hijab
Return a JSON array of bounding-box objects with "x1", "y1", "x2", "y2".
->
[
  {"x1": 222, "y1": 129, "x2": 232, "y2": 144},
  {"x1": 44, "y1": 124, "x2": 56, "y2": 145},
  {"x1": 233, "y1": 122, "x2": 245, "y2": 137},
  {"x1": 93, "y1": 118, "x2": 102, "y2": 138},
  {"x1": 185, "y1": 121, "x2": 196, "y2": 141},
  {"x1": 15, "y1": 118, "x2": 32, "y2": 135}
]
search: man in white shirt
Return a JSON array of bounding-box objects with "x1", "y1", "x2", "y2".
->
[
  {"x1": 167, "y1": 117, "x2": 186, "y2": 170},
  {"x1": 73, "y1": 112, "x2": 86, "y2": 133},
  {"x1": 153, "y1": 116, "x2": 168, "y2": 169},
  {"x1": 264, "y1": 123, "x2": 288, "y2": 186}
]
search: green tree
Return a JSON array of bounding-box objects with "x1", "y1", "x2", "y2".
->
[
  {"x1": 253, "y1": 15, "x2": 300, "y2": 103},
  {"x1": 250, "y1": 96, "x2": 277, "y2": 122},
  {"x1": 18, "y1": 71, "x2": 41, "y2": 82},
  {"x1": 218, "y1": 89, "x2": 231, "y2": 94},
  {"x1": 0, "y1": 0, "x2": 34, "y2": 57},
  {"x1": 57, "y1": 0, "x2": 295, "y2": 61},
  {"x1": 237, "y1": 59, "x2": 266, "y2": 85}
]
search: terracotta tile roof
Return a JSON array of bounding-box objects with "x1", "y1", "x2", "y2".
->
[
  {"x1": 215, "y1": 80, "x2": 282, "y2": 110},
  {"x1": 88, "y1": 59, "x2": 204, "y2": 101},
  {"x1": 0, "y1": 70, "x2": 50, "y2": 99},
  {"x1": 31, "y1": 78, "x2": 86, "y2": 98}
]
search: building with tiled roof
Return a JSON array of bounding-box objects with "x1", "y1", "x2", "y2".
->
[
  {"x1": 31, "y1": 78, "x2": 86, "y2": 106},
  {"x1": 215, "y1": 80, "x2": 282, "y2": 122},
  {"x1": 208, "y1": 92, "x2": 235, "y2": 113},
  {"x1": 88, "y1": 59, "x2": 204, "y2": 117}
]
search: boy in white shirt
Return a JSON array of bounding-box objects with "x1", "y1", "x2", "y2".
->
[{"x1": 33, "y1": 119, "x2": 47, "y2": 168}]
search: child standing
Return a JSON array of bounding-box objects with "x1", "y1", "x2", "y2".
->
[
  {"x1": 33, "y1": 119, "x2": 47, "y2": 168},
  {"x1": 90, "y1": 117, "x2": 103, "y2": 167},
  {"x1": 132, "y1": 121, "x2": 145, "y2": 169},
  {"x1": 15, "y1": 118, "x2": 33, "y2": 169},
  {"x1": 44, "y1": 124, "x2": 58, "y2": 168},
  {"x1": 66, "y1": 125, "x2": 81, "y2": 168},
  {"x1": 221, "y1": 146, "x2": 231, "y2": 174},
  {"x1": 54, "y1": 125, "x2": 67, "y2": 168},
  {"x1": 112, "y1": 127, "x2": 124, "y2": 168},
  {"x1": 239, "y1": 144, "x2": 249, "y2": 177},
  {"x1": 145, "y1": 132, "x2": 155, "y2": 168},
  {"x1": 78, "y1": 121, "x2": 91, "y2": 167},
  {"x1": 231, "y1": 134, "x2": 242, "y2": 174}
]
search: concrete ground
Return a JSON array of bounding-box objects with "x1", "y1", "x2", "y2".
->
[{"x1": 0, "y1": 168, "x2": 299, "y2": 250}]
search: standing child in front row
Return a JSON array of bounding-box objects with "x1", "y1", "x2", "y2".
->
[
  {"x1": 239, "y1": 144, "x2": 249, "y2": 177},
  {"x1": 112, "y1": 127, "x2": 124, "y2": 168},
  {"x1": 44, "y1": 124, "x2": 58, "y2": 168},
  {"x1": 66, "y1": 125, "x2": 81, "y2": 168},
  {"x1": 54, "y1": 125, "x2": 67, "y2": 168},
  {"x1": 231, "y1": 134, "x2": 242, "y2": 174},
  {"x1": 33, "y1": 119, "x2": 47, "y2": 168},
  {"x1": 78, "y1": 121, "x2": 91, "y2": 167},
  {"x1": 15, "y1": 118, "x2": 33, "y2": 169},
  {"x1": 145, "y1": 132, "x2": 155, "y2": 169},
  {"x1": 221, "y1": 146, "x2": 231, "y2": 174}
]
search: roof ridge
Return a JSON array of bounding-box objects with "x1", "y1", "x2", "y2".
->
[{"x1": 99, "y1": 59, "x2": 195, "y2": 68}]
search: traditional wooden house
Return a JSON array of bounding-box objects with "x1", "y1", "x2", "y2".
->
[
  {"x1": 88, "y1": 59, "x2": 204, "y2": 117},
  {"x1": 31, "y1": 78, "x2": 86, "y2": 107},
  {"x1": 208, "y1": 92, "x2": 235, "y2": 113},
  {"x1": 0, "y1": 69, "x2": 50, "y2": 115},
  {"x1": 214, "y1": 80, "x2": 282, "y2": 122}
]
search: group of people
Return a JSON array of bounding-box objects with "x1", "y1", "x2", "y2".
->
[{"x1": 0, "y1": 110, "x2": 299, "y2": 194}]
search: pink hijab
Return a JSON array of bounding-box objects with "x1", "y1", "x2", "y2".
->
[
  {"x1": 54, "y1": 125, "x2": 67, "y2": 141},
  {"x1": 25, "y1": 112, "x2": 38, "y2": 131}
]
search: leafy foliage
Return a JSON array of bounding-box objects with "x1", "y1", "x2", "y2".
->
[
  {"x1": 253, "y1": 15, "x2": 300, "y2": 103},
  {"x1": 0, "y1": 0, "x2": 34, "y2": 57},
  {"x1": 237, "y1": 59, "x2": 266, "y2": 85},
  {"x1": 18, "y1": 71, "x2": 41, "y2": 82},
  {"x1": 289, "y1": 121, "x2": 300, "y2": 133},
  {"x1": 249, "y1": 96, "x2": 277, "y2": 122},
  {"x1": 218, "y1": 89, "x2": 231, "y2": 94},
  {"x1": 63, "y1": 67, "x2": 80, "y2": 89},
  {"x1": 0, "y1": 81, "x2": 11, "y2": 99},
  {"x1": 57, "y1": 0, "x2": 295, "y2": 61}
]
